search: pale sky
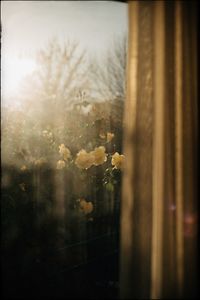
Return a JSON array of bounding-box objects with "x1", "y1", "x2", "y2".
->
[{"x1": 1, "y1": 1, "x2": 128, "y2": 99}]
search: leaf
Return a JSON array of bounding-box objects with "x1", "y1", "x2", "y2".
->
[{"x1": 105, "y1": 182, "x2": 114, "y2": 193}]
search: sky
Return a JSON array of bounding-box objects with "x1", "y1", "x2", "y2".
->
[{"x1": 1, "y1": 1, "x2": 128, "y2": 99}]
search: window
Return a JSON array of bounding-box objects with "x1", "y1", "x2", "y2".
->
[
  {"x1": 2, "y1": 1, "x2": 198, "y2": 299},
  {"x1": 1, "y1": 1, "x2": 127, "y2": 298}
]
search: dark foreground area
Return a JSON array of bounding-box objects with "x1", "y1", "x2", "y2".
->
[
  {"x1": 2, "y1": 165, "x2": 120, "y2": 299},
  {"x1": 2, "y1": 246, "x2": 119, "y2": 299}
]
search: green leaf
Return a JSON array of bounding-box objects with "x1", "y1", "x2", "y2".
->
[{"x1": 105, "y1": 182, "x2": 114, "y2": 192}]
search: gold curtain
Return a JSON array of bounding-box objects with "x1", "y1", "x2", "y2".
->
[{"x1": 120, "y1": 1, "x2": 198, "y2": 299}]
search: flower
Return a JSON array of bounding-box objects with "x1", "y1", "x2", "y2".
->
[
  {"x1": 79, "y1": 199, "x2": 93, "y2": 215},
  {"x1": 111, "y1": 152, "x2": 125, "y2": 170},
  {"x1": 56, "y1": 160, "x2": 66, "y2": 170},
  {"x1": 107, "y1": 132, "x2": 114, "y2": 142},
  {"x1": 20, "y1": 165, "x2": 27, "y2": 171},
  {"x1": 59, "y1": 144, "x2": 71, "y2": 161},
  {"x1": 92, "y1": 146, "x2": 107, "y2": 166},
  {"x1": 75, "y1": 147, "x2": 107, "y2": 169},
  {"x1": 75, "y1": 149, "x2": 94, "y2": 169}
]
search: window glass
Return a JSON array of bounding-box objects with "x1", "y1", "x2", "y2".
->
[{"x1": 1, "y1": 1, "x2": 128, "y2": 298}]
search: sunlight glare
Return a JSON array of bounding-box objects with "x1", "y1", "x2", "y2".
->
[{"x1": 3, "y1": 57, "x2": 36, "y2": 98}]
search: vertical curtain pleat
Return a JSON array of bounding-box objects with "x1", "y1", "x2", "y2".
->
[
  {"x1": 120, "y1": 1, "x2": 197, "y2": 299},
  {"x1": 174, "y1": 1, "x2": 184, "y2": 297},
  {"x1": 151, "y1": 1, "x2": 165, "y2": 299},
  {"x1": 181, "y1": 2, "x2": 198, "y2": 298}
]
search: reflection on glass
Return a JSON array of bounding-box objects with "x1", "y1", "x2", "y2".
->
[{"x1": 1, "y1": 1, "x2": 128, "y2": 298}]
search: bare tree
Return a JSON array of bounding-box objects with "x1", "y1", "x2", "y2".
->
[
  {"x1": 89, "y1": 35, "x2": 127, "y2": 101},
  {"x1": 21, "y1": 38, "x2": 91, "y2": 122}
]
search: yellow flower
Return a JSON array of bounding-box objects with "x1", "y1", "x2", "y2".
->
[
  {"x1": 56, "y1": 160, "x2": 66, "y2": 170},
  {"x1": 79, "y1": 199, "x2": 93, "y2": 215},
  {"x1": 107, "y1": 132, "x2": 114, "y2": 142},
  {"x1": 20, "y1": 165, "x2": 27, "y2": 171},
  {"x1": 111, "y1": 152, "x2": 125, "y2": 170},
  {"x1": 75, "y1": 149, "x2": 94, "y2": 169},
  {"x1": 92, "y1": 146, "x2": 107, "y2": 166},
  {"x1": 59, "y1": 144, "x2": 71, "y2": 161}
]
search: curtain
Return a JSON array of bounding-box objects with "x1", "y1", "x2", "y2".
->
[{"x1": 120, "y1": 1, "x2": 198, "y2": 299}]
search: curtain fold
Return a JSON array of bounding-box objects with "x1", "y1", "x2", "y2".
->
[{"x1": 120, "y1": 1, "x2": 198, "y2": 299}]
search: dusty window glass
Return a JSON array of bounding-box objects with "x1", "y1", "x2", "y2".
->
[{"x1": 1, "y1": 1, "x2": 128, "y2": 298}]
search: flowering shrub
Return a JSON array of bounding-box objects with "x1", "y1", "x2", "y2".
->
[
  {"x1": 53, "y1": 136, "x2": 125, "y2": 220},
  {"x1": 58, "y1": 145, "x2": 125, "y2": 172},
  {"x1": 1, "y1": 98, "x2": 124, "y2": 257}
]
